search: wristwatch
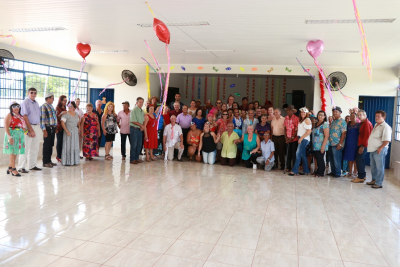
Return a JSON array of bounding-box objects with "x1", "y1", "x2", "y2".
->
[{"x1": 338, "y1": 143, "x2": 342, "y2": 147}]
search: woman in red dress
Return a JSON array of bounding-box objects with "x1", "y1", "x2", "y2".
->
[
  {"x1": 144, "y1": 105, "x2": 158, "y2": 161},
  {"x1": 81, "y1": 103, "x2": 100, "y2": 160}
]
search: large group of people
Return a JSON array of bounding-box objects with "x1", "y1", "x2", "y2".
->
[{"x1": 2, "y1": 89, "x2": 393, "y2": 188}]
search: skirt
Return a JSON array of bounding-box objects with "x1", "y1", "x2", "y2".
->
[
  {"x1": 3, "y1": 128, "x2": 25, "y2": 155},
  {"x1": 105, "y1": 133, "x2": 115, "y2": 142}
]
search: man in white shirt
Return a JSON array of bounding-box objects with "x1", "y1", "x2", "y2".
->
[
  {"x1": 366, "y1": 110, "x2": 392, "y2": 189},
  {"x1": 163, "y1": 115, "x2": 184, "y2": 161},
  {"x1": 75, "y1": 98, "x2": 84, "y2": 158},
  {"x1": 256, "y1": 131, "x2": 275, "y2": 171}
]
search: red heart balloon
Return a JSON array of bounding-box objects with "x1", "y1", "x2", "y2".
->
[
  {"x1": 76, "y1": 43, "x2": 91, "y2": 59},
  {"x1": 153, "y1": 18, "x2": 170, "y2": 44}
]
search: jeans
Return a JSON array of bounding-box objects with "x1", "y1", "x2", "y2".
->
[
  {"x1": 130, "y1": 127, "x2": 143, "y2": 161},
  {"x1": 328, "y1": 145, "x2": 343, "y2": 177},
  {"x1": 120, "y1": 133, "x2": 131, "y2": 157},
  {"x1": 314, "y1": 150, "x2": 326, "y2": 176},
  {"x1": 202, "y1": 150, "x2": 217, "y2": 165},
  {"x1": 286, "y1": 141, "x2": 298, "y2": 170},
  {"x1": 370, "y1": 147, "x2": 388, "y2": 186},
  {"x1": 43, "y1": 126, "x2": 56, "y2": 164},
  {"x1": 56, "y1": 130, "x2": 63, "y2": 159},
  {"x1": 292, "y1": 138, "x2": 310, "y2": 174},
  {"x1": 356, "y1": 146, "x2": 367, "y2": 179}
]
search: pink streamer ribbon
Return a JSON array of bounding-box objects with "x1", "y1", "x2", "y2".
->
[
  {"x1": 99, "y1": 78, "x2": 129, "y2": 96},
  {"x1": 0, "y1": 32, "x2": 16, "y2": 46}
]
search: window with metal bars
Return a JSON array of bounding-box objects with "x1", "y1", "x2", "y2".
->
[
  {"x1": 0, "y1": 59, "x2": 88, "y2": 127},
  {"x1": 396, "y1": 88, "x2": 400, "y2": 141}
]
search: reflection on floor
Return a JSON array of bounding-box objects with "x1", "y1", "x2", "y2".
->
[{"x1": 0, "y1": 149, "x2": 400, "y2": 267}]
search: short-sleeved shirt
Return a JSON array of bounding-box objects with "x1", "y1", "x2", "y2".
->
[
  {"x1": 176, "y1": 113, "x2": 192, "y2": 129},
  {"x1": 117, "y1": 110, "x2": 131, "y2": 134},
  {"x1": 157, "y1": 113, "x2": 164, "y2": 130},
  {"x1": 192, "y1": 117, "x2": 205, "y2": 130},
  {"x1": 255, "y1": 122, "x2": 271, "y2": 137},
  {"x1": 312, "y1": 122, "x2": 329, "y2": 151},
  {"x1": 217, "y1": 119, "x2": 228, "y2": 136},
  {"x1": 271, "y1": 116, "x2": 285, "y2": 136},
  {"x1": 329, "y1": 118, "x2": 347, "y2": 146},
  {"x1": 367, "y1": 121, "x2": 392, "y2": 152},
  {"x1": 20, "y1": 97, "x2": 41, "y2": 125},
  {"x1": 221, "y1": 131, "x2": 240, "y2": 158},
  {"x1": 40, "y1": 102, "x2": 57, "y2": 130},
  {"x1": 163, "y1": 114, "x2": 171, "y2": 126},
  {"x1": 76, "y1": 107, "x2": 84, "y2": 119},
  {"x1": 163, "y1": 123, "x2": 183, "y2": 147},
  {"x1": 260, "y1": 139, "x2": 275, "y2": 162},
  {"x1": 284, "y1": 115, "x2": 299, "y2": 141},
  {"x1": 242, "y1": 118, "x2": 259, "y2": 134},
  {"x1": 130, "y1": 106, "x2": 144, "y2": 128}
]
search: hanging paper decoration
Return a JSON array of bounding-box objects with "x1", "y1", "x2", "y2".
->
[
  {"x1": 267, "y1": 67, "x2": 273, "y2": 73},
  {"x1": 285, "y1": 67, "x2": 292, "y2": 73},
  {"x1": 265, "y1": 78, "x2": 269, "y2": 105},
  {"x1": 282, "y1": 79, "x2": 286, "y2": 105},
  {"x1": 252, "y1": 68, "x2": 257, "y2": 71},
  {"x1": 198, "y1": 66, "x2": 203, "y2": 70},
  {"x1": 213, "y1": 66, "x2": 219, "y2": 72},
  {"x1": 276, "y1": 79, "x2": 280, "y2": 107},
  {"x1": 226, "y1": 67, "x2": 231, "y2": 71},
  {"x1": 271, "y1": 79, "x2": 274, "y2": 106},
  {"x1": 170, "y1": 66, "x2": 175, "y2": 70},
  {"x1": 181, "y1": 66, "x2": 186, "y2": 71},
  {"x1": 211, "y1": 77, "x2": 215, "y2": 103},
  {"x1": 240, "y1": 67, "x2": 245, "y2": 72},
  {"x1": 217, "y1": 76, "x2": 220, "y2": 100},
  {"x1": 258, "y1": 78, "x2": 261, "y2": 103},
  {"x1": 0, "y1": 32, "x2": 17, "y2": 46},
  {"x1": 319, "y1": 73, "x2": 327, "y2": 112},
  {"x1": 185, "y1": 75, "x2": 189, "y2": 98},
  {"x1": 235, "y1": 93, "x2": 241, "y2": 96},
  {"x1": 352, "y1": 0, "x2": 372, "y2": 80},
  {"x1": 146, "y1": 65, "x2": 151, "y2": 99},
  {"x1": 246, "y1": 77, "x2": 250, "y2": 99},
  {"x1": 198, "y1": 77, "x2": 201, "y2": 100},
  {"x1": 223, "y1": 76, "x2": 226, "y2": 100},
  {"x1": 204, "y1": 75, "x2": 208, "y2": 103},
  {"x1": 192, "y1": 76, "x2": 195, "y2": 99},
  {"x1": 252, "y1": 79, "x2": 255, "y2": 102},
  {"x1": 230, "y1": 84, "x2": 235, "y2": 88}
]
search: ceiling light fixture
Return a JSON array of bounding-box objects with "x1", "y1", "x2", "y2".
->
[
  {"x1": 9, "y1": 27, "x2": 67, "y2": 32},
  {"x1": 183, "y1": 49, "x2": 235, "y2": 52},
  {"x1": 305, "y1": 18, "x2": 395, "y2": 24},
  {"x1": 138, "y1": 21, "x2": 210, "y2": 27},
  {"x1": 300, "y1": 50, "x2": 359, "y2": 53},
  {"x1": 92, "y1": 50, "x2": 129, "y2": 53}
]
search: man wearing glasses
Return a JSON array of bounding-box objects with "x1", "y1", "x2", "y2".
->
[{"x1": 18, "y1": 88, "x2": 42, "y2": 173}]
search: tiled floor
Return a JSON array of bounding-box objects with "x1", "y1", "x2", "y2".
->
[{"x1": 0, "y1": 150, "x2": 400, "y2": 267}]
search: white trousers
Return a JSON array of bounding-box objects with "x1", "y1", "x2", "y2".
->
[
  {"x1": 164, "y1": 142, "x2": 184, "y2": 161},
  {"x1": 18, "y1": 124, "x2": 41, "y2": 170}
]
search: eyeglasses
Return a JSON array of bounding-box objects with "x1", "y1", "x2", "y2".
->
[
  {"x1": 205, "y1": 122, "x2": 210, "y2": 124},
  {"x1": 11, "y1": 105, "x2": 20, "y2": 108},
  {"x1": 216, "y1": 102, "x2": 222, "y2": 104},
  {"x1": 29, "y1": 92, "x2": 37, "y2": 95},
  {"x1": 222, "y1": 113, "x2": 228, "y2": 116}
]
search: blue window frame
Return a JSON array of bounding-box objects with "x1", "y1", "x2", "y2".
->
[
  {"x1": 396, "y1": 87, "x2": 400, "y2": 141},
  {"x1": 0, "y1": 59, "x2": 88, "y2": 127}
]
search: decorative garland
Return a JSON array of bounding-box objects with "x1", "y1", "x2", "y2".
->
[
  {"x1": 223, "y1": 76, "x2": 226, "y2": 100},
  {"x1": 246, "y1": 77, "x2": 250, "y2": 99},
  {"x1": 198, "y1": 77, "x2": 201, "y2": 100},
  {"x1": 258, "y1": 78, "x2": 261, "y2": 102},
  {"x1": 265, "y1": 78, "x2": 269, "y2": 105},
  {"x1": 211, "y1": 77, "x2": 215, "y2": 103},
  {"x1": 185, "y1": 75, "x2": 188, "y2": 98},
  {"x1": 282, "y1": 78, "x2": 286, "y2": 104},
  {"x1": 276, "y1": 79, "x2": 280, "y2": 107},
  {"x1": 319, "y1": 72, "x2": 327, "y2": 112},
  {"x1": 204, "y1": 75, "x2": 208, "y2": 103},
  {"x1": 217, "y1": 76, "x2": 220, "y2": 100},
  {"x1": 192, "y1": 76, "x2": 195, "y2": 100},
  {"x1": 252, "y1": 79, "x2": 255, "y2": 102},
  {"x1": 271, "y1": 79, "x2": 274, "y2": 106}
]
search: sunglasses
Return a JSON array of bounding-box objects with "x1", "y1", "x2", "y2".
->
[
  {"x1": 11, "y1": 105, "x2": 20, "y2": 108},
  {"x1": 29, "y1": 92, "x2": 37, "y2": 95},
  {"x1": 216, "y1": 102, "x2": 222, "y2": 104},
  {"x1": 205, "y1": 122, "x2": 210, "y2": 124},
  {"x1": 222, "y1": 113, "x2": 228, "y2": 116}
]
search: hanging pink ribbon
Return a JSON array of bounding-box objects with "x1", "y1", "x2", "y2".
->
[
  {"x1": 0, "y1": 32, "x2": 17, "y2": 46},
  {"x1": 99, "y1": 78, "x2": 129, "y2": 96}
]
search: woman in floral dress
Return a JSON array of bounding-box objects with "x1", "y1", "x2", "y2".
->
[{"x1": 81, "y1": 103, "x2": 100, "y2": 160}]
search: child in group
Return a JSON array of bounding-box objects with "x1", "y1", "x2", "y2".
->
[{"x1": 256, "y1": 130, "x2": 275, "y2": 171}]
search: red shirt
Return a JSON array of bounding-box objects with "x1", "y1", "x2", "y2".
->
[
  {"x1": 56, "y1": 106, "x2": 67, "y2": 132},
  {"x1": 357, "y1": 118, "x2": 373, "y2": 147},
  {"x1": 169, "y1": 109, "x2": 182, "y2": 117},
  {"x1": 284, "y1": 115, "x2": 299, "y2": 142},
  {"x1": 163, "y1": 114, "x2": 171, "y2": 126},
  {"x1": 239, "y1": 105, "x2": 248, "y2": 111}
]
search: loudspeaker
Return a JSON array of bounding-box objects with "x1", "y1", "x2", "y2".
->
[
  {"x1": 166, "y1": 87, "x2": 179, "y2": 104},
  {"x1": 292, "y1": 90, "x2": 305, "y2": 110}
]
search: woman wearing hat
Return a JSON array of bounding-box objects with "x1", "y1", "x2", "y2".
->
[{"x1": 3, "y1": 102, "x2": 26, "y2": 176}]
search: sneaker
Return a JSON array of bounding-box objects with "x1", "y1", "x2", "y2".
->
[{"x1": 253, "y1": 164, "x2": 257, "y2": 170}]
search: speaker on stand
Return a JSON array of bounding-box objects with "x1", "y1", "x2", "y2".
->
[{"x1": 292, "y1": 90, "x2": 305, "y2": 110}]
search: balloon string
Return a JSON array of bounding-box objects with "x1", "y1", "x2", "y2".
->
[
  {"x1": 155, "y1": 44, "x2": 170, "y2": 130},
  {"x1": 144, "y1": 40, "x2": 165, "y2": 76},
  {"x1": 296, "y1": 58, "x2": 317, "y2": 80},
  {"x1": 99, "y1": 77, "x2": 129, "y2": 96},
  {"x1": 145, "y1": 2, "x2": 156, "y2": 18},
  {"x1": 70, "y1": 59, "x2": 86, "y2": 101},
  {"x1": 141, "y1": 57, "x2": 165, "y2": 85}
]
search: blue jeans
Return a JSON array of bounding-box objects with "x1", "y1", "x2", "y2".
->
[
  {"x1": 202, "y1": 150, "x2": 217, "y2": 165},
  {"x1": 370, "y1": 147, "x2": 388, "y2": 186},
  {"x1": 130, "y1": 127, "x2": 143, "y2": 161},
  {"x1": 356, "y1": 146, "x2": 367, "y2": 179},
  {"x1": 292, "y1": 138, "x2": 310, "y2": 174},
  {"x1": 329, "y1": 145, "x2": 343, "y2": 177}
]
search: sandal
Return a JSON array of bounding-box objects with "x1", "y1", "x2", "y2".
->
[{"x1": 288, "y1": 172, "x2": 298, "y2": 176}]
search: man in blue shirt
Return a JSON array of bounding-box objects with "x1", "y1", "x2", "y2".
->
[{"x1": 328, "y1": 107, "x2": 347, "y2": 178}]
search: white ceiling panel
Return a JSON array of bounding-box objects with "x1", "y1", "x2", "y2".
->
[{"x1": 0, "y1": 0, "x2": 399, "y2": 67}]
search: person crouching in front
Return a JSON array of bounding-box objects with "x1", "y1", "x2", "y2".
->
[{"x1": 256, "y1": 130, "x2": 275, "y2": 171}]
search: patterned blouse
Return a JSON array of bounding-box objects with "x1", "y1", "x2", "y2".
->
[
  {"x1": 312, "y1": 122, "x2": 329, "y2": 151},
  {"x1": 10, "y1": 113, "x2": 27, "y2": 130}
]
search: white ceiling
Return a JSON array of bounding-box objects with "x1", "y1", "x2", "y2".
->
[{"x1": 1, "y1": 0, "x2": 399, "y2": 68}]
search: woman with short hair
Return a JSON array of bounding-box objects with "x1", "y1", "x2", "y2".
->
[
  {"x1": 61, "y1": 101, "x2": 80, "y2": 166},
  {"x1": 102, "y1": 101, "x2": 118, "y2": 160},
  {"x1": 236, "y1": 125, "x2": 261, "y2": 169},
  {"x1": 81, "y1": 103, "x2": 100, "y2": 160},
  {"x1": 3, "y1": 102, "x2": 26, "y2": 176}
]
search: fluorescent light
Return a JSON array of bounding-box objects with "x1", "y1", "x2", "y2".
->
[
  {"x1": 306, "y1": 19, "x2": 395, "y2": 24},
  {"x1": 300, "y1": 50, "x2": 359, "y2": 53},
  {"x1": 9, "y1": 27, "x2": 67, "y2": 32},
  {"x1": 138, "y1": 21, "x2": 210, "y2": 27},
  {"x1": 92, "y1": 50, "x2": 129, "y2": 53},
  {"x1": 183, "y1": 49, "x2": 235, "y2": 52}
]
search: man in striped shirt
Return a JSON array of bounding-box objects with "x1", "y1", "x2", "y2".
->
[{"x1": 40, "y1": 92, "x2": 58, "y2": 168}]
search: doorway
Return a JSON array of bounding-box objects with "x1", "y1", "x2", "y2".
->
[{"x1": 90, "y1": 88, "x2": 115, "y2": 147}]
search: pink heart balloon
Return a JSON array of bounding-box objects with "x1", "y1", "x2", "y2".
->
[{"x1": 306, "y1": 40, "x2": 324, "y2": 60}]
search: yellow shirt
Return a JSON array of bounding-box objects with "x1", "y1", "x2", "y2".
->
[{"x1": 221, "y1": 131, "x2": 240, "y2": 158}]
